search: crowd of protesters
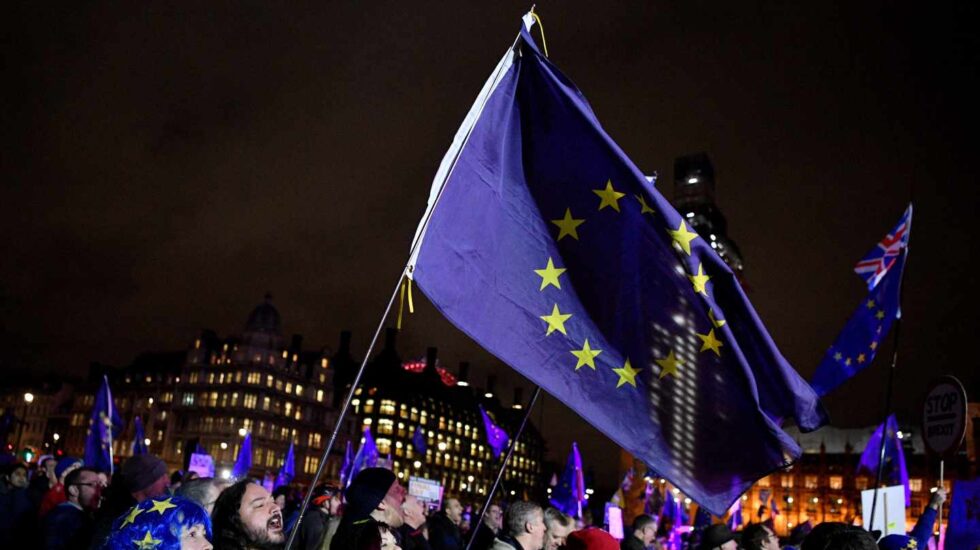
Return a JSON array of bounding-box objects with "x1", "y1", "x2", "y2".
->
[{"x1": 0, "y1": 454, "x2": 949, "y2": 550}]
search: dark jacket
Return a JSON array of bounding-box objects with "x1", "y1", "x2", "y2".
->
[
  {"x1": 0, "y1": 485, "x2": 35, "y2": 546},
  {"x1": 427, "y1": 511, "x2": 463, "y2": 550},
  {"x1": 621, "y1": 536, "x2": 646, "y2": 550},
  {"x1": 42, "y1": 502, "x2": 93, "y2": 550},
  {"x1": 470, "y1": 522, "x2": 497, "y2": 550},
  {"x1": 399, "y1": 524, "x2": 433, "y2": 550}
]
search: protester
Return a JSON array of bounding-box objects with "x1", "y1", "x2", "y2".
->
[
  {"x1": 697, "y1": 524, "x2": 736, "y2": 550},
  {"x1": 877, "y1": 488, "x2": 947, "y2": 550},
  {"x1": 272, "y1": 486, "x2": 288, "y2": 511},
  {"x1": 331, "y1": 467, "x2": 406, "y2": 550},
  {"x1": 293, "y1": 483, "x2": 342, "y2": 550},
  {"x1": 620, "y1": 514, "x2": 656, "y2": 550},
  {"x1": 471, "y1": 503, "x2": 503, "y2": 550},
  {"x1": 741, "y1": 523, "x2": 779, "y2": 550},
  {"x1": 30, "y1": 455, "x2": 58, "y2": 506},
  {"x1": 42, "y1": 466, "x2": 103, "y2": 550},
  {"x1": 821, "y1": 528, "x2": 878, "y2": 550},
  {"x1": 0, "y1": 462, "x2": 34, "y2": 544},
  {"x1": 177, "y1": 477, "x2": 231, "y2": 516},
  {"x1": 799, "y1": 523, "x2": 860, "y2": 550},
  {"x1": 565, "y1": 527, "x2": 619, "y2": 550},
  {"x1": 38, "y1": 456, "x2": 83, "y2": 517},
  {"x1": 399, "y1": 494, "x2": 432, "y2": 550},
  {"x1": 543, "y1": 507, "x2": 573, "y2": 550},
  {"x1": 211, "y1": 479, "x2": 285, "y2": 550},
  {"x1": 491, "y1": 501, "x2": 545, "y2": 550},
  {"x1": 91, "y1": 454, "x2": 171, "y2": 547},
  {"x1": 104, "y1": 495, "x2": 212, "y2": 550},
  {"x1": 429, "y1": 497, "x2": 465, "y2": 550}
]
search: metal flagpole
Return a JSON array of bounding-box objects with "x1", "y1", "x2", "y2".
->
[
  {"x1": 466, "y1": 386, "x2": 542, "y2": 550},
  {"x1": 284, "y1": 275, "x2": 404, "y2": 550},
  {"x1": 868, "y1": 234, "x2": 911, "y2": 531}
]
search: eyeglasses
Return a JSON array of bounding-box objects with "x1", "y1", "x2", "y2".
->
[{"x1": 71, "y1": 482, "x2": 101, "y2": 488}]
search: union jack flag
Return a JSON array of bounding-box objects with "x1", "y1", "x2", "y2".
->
[{"x1": 854, "y1": 204, "x2": 912, "y2": 289}]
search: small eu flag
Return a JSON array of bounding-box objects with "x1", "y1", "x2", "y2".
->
[
  {"x1": 348, "y1": 426, "x2": 378, "y2": 486},
  {"x1": 84, "y1": 375, "x2": 122, "y2": 473},
  {"x1": 412, "y1": 425, "x2": 427, "y2": 454},
  {"x1": 232, "y1": 432, "x2": 253, "y2": 479},
  {"x1": 857, "y1": 414, "x2": 910, "y2": 502},
  {"x1": 338, "y1": 440, "x2": 354, "y2": 487},
  {"x1": 810, "y1": 205, "x2": 911, "y2": 396},
  {"x1": 132, "y1": 416, "x2": 147, "y2": 456},
  {"x1": 479, "y1": 406, "x2": 509, "y2": 459},
  {"x1": 275, "y1": 442, "x2": 296, "y2": 489},
  {"x1": 549, "y1": 443, "x2": 586, "y2": 517},
  {"x1": 408, "y1": 16, "x2": 826, "y2": 514}
]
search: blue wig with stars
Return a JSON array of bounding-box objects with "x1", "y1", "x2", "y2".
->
[{"x1": 104, "y1": 495, "x2": 212, "y2": 550}]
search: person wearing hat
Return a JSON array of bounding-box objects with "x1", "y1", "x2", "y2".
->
[
  {"x1": 38, "y1": 456, "x2": 84, "y2": 518},
  {"x1": 90, "y1": 454, "x2": 171, "y2": 548},
  {"x1": 104, "y1": 495, "x2": 213, "y2": 550},
  {"x1": 330, "y1": 467, "x2": 407, "y2": 550},
  {"x1": 291, "y1": 483, "x2": 342, "y2": 550},
  {"x1": 698, "y1": 524, "x2": 737, "y2": 550},
  {"x1": 877, "y1": 487, "x2": 947, "y2": 550},
  {"x1": 565, "y1": 527, "x2": 620, "y2": 550}
]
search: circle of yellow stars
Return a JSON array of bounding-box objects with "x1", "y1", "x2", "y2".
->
[{"x1": 537, "y1": 177, "x2": 728, "y2": 388}]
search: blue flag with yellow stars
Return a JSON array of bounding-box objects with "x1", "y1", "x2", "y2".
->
[
  {"x1": 810, "y1": 206, "x2": 910, "y2": 396},
  {"x1": 84, "y1": 375, "x2": 122, "y2": 473},
  {"x1": 407, "y1": 15, "x2": 827, "y2": 515},
  {"x1": 549, "y1": 442, "x2": 586, "y2": 517}
]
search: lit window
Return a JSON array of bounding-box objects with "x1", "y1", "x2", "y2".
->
[
  {"x1": 266, "y1": 375, "x2": 273, "y2": 387},
  {"x1": 829, "y1": 476, "x2": 843, "y2": 490},
  {"x1": 380, "y1": 400, "x2": 396, "y2": 415},
  {"x1": 320, "y1": 358, "x2": 328, "y2": 368},
  {"x1": 262, "y1": 397, "x2": 270, "y2": 411},
  {"x1": 804, "y1": 476, "x2": 818, "y2": 489},
  {"x1": 286, "y1": 383, "x2": 293, "y2": 394},
  {"x1": 910, "y1": 478, "x2": 922, "y2": 492},
  {"x1": 316, "y1": 389, "x2": 324, "y2": 402},
  {"x1": 295, "y1": 385, "x2": 303, "y2": 396},
  {"x1": 364, "y1": 400, "x2": 375, "y2": 414}
]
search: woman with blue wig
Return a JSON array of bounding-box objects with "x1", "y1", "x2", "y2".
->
[{"x1": 103, "y1": 495, "x2": 212, "y2": 550}]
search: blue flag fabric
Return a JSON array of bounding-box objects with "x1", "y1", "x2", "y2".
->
[
  {"x1": 550, "y1": 443, "x2": 586, "y2": 517},
  {"x1": 338, "y1": 440, "x2": 354, "y2": 487},
  {"x1": 412, "y1": 425, "x2": 427, "y2": 454},
  {"x1": 946, "y1": 478, "x2": 980, "y2": 550},
  {"x1": 811, "y1": 207, "x2": 911, "y2": 396},
  {"x1": 857, "y1": 414, "x2": 910, "y2": 502},
  {"x1": 132, "y1": 416, "x2": 147, "y2": 456},
  {"x1": 348, "y1": 426, "x2": 379, "y2": 487},
  {"x1": 232, "y1": 433, "x2": 253, "y2": 479},
  {"x1": 84, "y1": 376, "x2": 122, "y2": 473},
  {"x1": 408, "y1": 17, "x2": 827, "y2": 515},
  {"x1": 275, "y1": 442, "x2": 296, "y2": 489},
  {"x1": 479, "y1": 406, "x2": 510, "y2": 459}
]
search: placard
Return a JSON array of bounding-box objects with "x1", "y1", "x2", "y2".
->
[
  {"x1": 921, "y1": 375, "x2": 968, "y2": 457},
  {"x1": 861, "y1": 485, "x2": 906, "y2": 536},
  {"x1": 188, "y1": 453, "x2": 215, "y2": 478},
  {"x1": 408, "y1": 476, "x2": 443, "y2": 510}
]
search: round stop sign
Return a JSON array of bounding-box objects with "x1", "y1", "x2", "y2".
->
[{"x1": 921, "y1": 375, "x2": 968, "y2": 457}]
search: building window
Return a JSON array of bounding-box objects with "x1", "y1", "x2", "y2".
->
[
  {"x1": 829, "y1": 476, "x2": 843, "y2": 490},
  {"x1": 295, "y1": 385, "x2": 303, "y2": 397},
  {"x1": 182, "y1": 393, "x2": 195, "y2": 406},
  {"x1": 263, "y1": 397, "x2": 271, "y2": 411},
  {"x1": 378, "y1": 419, "x2": 394, "y2": 435},
  {"x1": 910, "y1": 478, "x2": 922, "y2": 493},
  {"x1": 266, "y1": 375, "x2": 273, "y2": 388},
  {"x1": 364, "y1": 400, "x2": 375, "y2": 414},
  {"x1": 244, "y1": 394, "x2": 257, "y2": 409},
  {"x1": 276, "y1": 380, "x2": 283, "y2": 391},
  {"x1": 189, "y1": 372, "x2": 199, "y2": 384},
  {"x1": 285, "y1": 402, "x2": 293, "y2": 416},
  {"x1": 380, "y1": 400, "x2": 396, "y2": 415},
  {"x1": 316, "y1": 390, "x2": 324, "y2": 403},
  {"x1": 286, "y1": 383, "x2": 293, "y2": 394},
  {"x1": 780, "y1": 476, "x2": 794, "y2": 488},
  {"x1": 804, "y1": 476, "x2": 818, "y2": 489},
  {"x1": 855, "y1": 477, "x2": 868, "y2": 490}
]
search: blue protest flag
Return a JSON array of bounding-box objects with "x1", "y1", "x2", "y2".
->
[
  {"x1": 408, "y1": 15, "x2": 827, "y2": 515},
  {"x1": 811, "y1": 206, "x2": 911, "y2": 396},
  {"x1": 84, "y1": 375, "x2": 123, "y2": 473},
  {"x1": 412, "y1": 425, "x2": 427, "y2": 454},
  {"x1": 857, "y1": 414, "x2": 910, "y2": 502},
  {"x1": 338, "y1": 440, "x2": 354, "y2": 487},
  {"x1": 946, "y1": 479, "x2": 980, "y2": 550},
  {"x1": 727, "y1": 498, "x2": 743, "y2": 529},
  {"x1": 348, "y1": 426, "x2": 379, "y2": 487},
  {"x1": 479, "y1": 406, "x2": 509, "y2": 459},
  {"x1": 549, "y1": 443, "x2": 586, "y2": 517},
  {"x1": 275, "y1": 442, "x2": 296, "y2": 489},
  {"x1": 132, "y1": 416, "x2": 147, "y2": 456},
  {"x1": 232, "y1": 432, "x2": 253, "y2": 479}
]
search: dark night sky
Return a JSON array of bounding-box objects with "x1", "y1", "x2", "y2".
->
[{"x1": 3, "y1": 2, "x2": 978, "y2": 490}]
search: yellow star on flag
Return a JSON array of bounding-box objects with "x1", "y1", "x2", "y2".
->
[
  {"x1": 133, "y1": 531, "x2": 162, "y2": 550},
  {"x1": 708, "y1": 308, "x2": 726, "y2": 328},
  {"x1": 845, "y1": 357, "x2": 852, "y2": 366},
  {"x1": 655, "y1": 350, "x2": 682, "y2": 379},
  {"x1": 635, "y1": 194, "x2": 655, "y2": 215},
  {"x1": 696, "y1": 329, "x2": 724, "y2": 356},
  {"x1": 540, "y1": 304, "x2": 572, "y2": 336},
  {"x1": 669, "y1": 220, "x2": 699, "y2": 255},
  {"x1": 866, "y1": 299, "x2": 876, "y2": 309},
  {"x1": 833, "y1": 352, "x2": 843, "y2": 361},
  {"x1": 534, "y1": 258, "x2": 566, "y2": 291},
  {"x1": 551, "y1": 209, "x2": 585, "y2": 241},
  {"x1": 875, "y1": 310, "x2": 886, "y2": 320},
  {"x1": 593, "y1": 180, "x2": 626, "y2": 212},
  {"x1": 857, "y1": 353, "x2": 866, "y2": 364},
  {"x1": 688, "y1": 263, "x2": 711, "y2": 296},
  {"x1": 612, "y1": 359, "x2": 640, "y2": 388},
  {"x1": 148, "y1": 497, "x2": 178, "y2": 515},
  {"x1": 121, "y1": 505, "x2": 144, "y2": 527},
  {"x1": 870, "y1": 341, "x2": 878, "y2": 350},
  {"x1": 571, "y1": 339, "x2": 602, "y2": 370}
]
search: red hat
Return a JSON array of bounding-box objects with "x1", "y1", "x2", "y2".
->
[{"x1": 565, "y1": 527, "x2": 619, "y2": 550}]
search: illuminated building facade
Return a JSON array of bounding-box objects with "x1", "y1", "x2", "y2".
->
[
  {"x1": 673, "y1": 153, "x2": 744, "y2": 276},
  {"x1": 339, "y1": 328, "x2": 545, "y2": 501}
]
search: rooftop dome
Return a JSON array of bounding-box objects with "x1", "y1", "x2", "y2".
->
[{"x1": 244, "y1": 293, "x2": 282, "y2": 335}]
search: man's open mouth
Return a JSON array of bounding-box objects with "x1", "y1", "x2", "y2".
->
[{"x1": 268, "y1": 512, "x2": 283, "y2": 531}]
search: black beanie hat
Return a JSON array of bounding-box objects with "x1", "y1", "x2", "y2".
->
[
  {"x1": 120, "y1": 454, "x2": 168, "y2": 494},
  {"x1": 343, "y1": 467, "x2": 396, "y2": 523}
]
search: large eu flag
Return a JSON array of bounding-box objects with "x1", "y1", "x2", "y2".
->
[
  {"x1": 408, "y1": 16, "x2": 827, "y2": 514},
  {"x1": 84, "y1": 375, "x2": 122, "y2": 473},
  {"x1": 810, "y1": 205, "x2": 911, "y2": 396}
]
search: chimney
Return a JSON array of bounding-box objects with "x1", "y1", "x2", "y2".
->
[
  {"x1": 457, "y1": 362, "x2": 470, "y2": 386},
  {"x1": 513, "y1": 387, "x2": 524, "y2": 408},
  {"x1": 486, "y1": 375, "x2": 497, "y2": 398}
]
